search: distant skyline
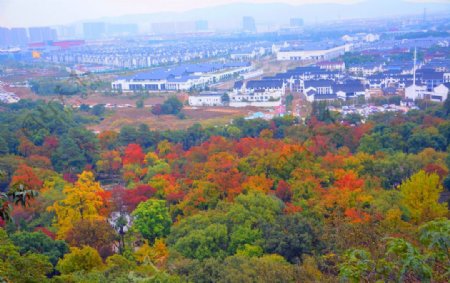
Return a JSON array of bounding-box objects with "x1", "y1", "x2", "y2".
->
[{"x1": 0, "y1": 0, "x2": 448, "y2": 27}]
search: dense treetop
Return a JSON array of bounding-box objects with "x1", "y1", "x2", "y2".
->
[{"x1": 0, "y1": 98, "x2": 448, "y2": 282}]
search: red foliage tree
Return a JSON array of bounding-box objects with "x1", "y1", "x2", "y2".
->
[
  {"x1": 424, "y1": 163, "x2": 448, "y2": 180},
  {"x1": 122, "y1": 144, "x2": 145, "y2": 165},
  {"x1": 284, "y1": 202, "x2": 303, "y2": 214},
  {"x1": 110, "y1": 184, "x2": 156, "y2": 213},
  {"x1": 275, "y1": 180, "x2": 292, "y2": 202},
  {"x1": 334, "y1": 170, "x2": 364, "y2": 191},
  {"x1": 128, "y1": 184, "x2": 157, "y2": 210},
  {"x1": 10, "y1": 164, "x2": 43, "y2": 191},
  {"x1": 27, "y1": 155, "x2": 52, "y2": 169},
  {"x1": 42, "y1": 136, "x2": 59, "y2": 156},
  {"x1": 344, "y1": 207, "x2": 370, "y2": 224},
  {"x1": 18, "y1": 136, "x2": 38, "y2": 157}
]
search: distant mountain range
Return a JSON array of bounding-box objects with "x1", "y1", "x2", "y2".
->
[{"x1": 92, "y1": 0, "x2": 450, "y2": 30}]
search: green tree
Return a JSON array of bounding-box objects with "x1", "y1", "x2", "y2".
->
[
  {"x1": 385, "y1": 237, "x2": 432, "y2": 282},
  {"x1": 443, "y1": 95, "x2": 450, "y2": 116},
  {"x1": 419, "y1": 218, "x2": 450, "y2": 262},
  {"x1": 56, "y1": 246, "x2": 104, "y2": 275},
  {"x1": 174, "y1": 223, "x2": 228, "y2": 260},
  {"x1": 0, "y1": 136, "x2": 8, "y2": 155},
  {"x1": 339, "y1": 249, "x2": 375, "y2": 283},
  {"x1": 161, "y1": 96, "x2": 183, "y2": 115},
  {"x1": 136, "y1": 99, "x2": 144, "y2": 109},
  {"x1": 10, "y1": 231, "x2": 69, "y2": 266},
  {"x1": 103, "y1": 254, "x2": 137, "y2": 280},
  {"x1": 91, "y1": 104, "x2": 106, "y2": 116},
  {"x1": 132, "y1": 199, "x2": 172, "y2": 243},
  {"x1": 262, "y1": 214, "x2": 320, "y2": 263},
  {"x1": 51, "y1": 135, "x2": 87, "y2": 173},
  {"x1": 0, "y1": 229, "x2": 52, "y2": 283}
]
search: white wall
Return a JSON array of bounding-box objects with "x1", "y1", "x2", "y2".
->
[
  {"x1": 189, "y1": 95, "x2": 223, "y2": 106},
  {"x1": 229, "y1": 100, "x2": 282, "y2": 107}
]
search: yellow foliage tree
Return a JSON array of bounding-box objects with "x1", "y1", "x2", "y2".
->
[
  {"x1": 144, "y1": 152, "x2": 159, "y2": 166},
  {"x1": 134, "y1": 239, "x2": 169, "y2": 268},
  {"x1": 399, "y1": 170, "x2": 448, "y2": 224},
  {"x1": 49, "y1": 171, "x2": 106, "y2": 239},
  {"x1": 242, "y1": 174, "x2": 274, "y2": 194}
]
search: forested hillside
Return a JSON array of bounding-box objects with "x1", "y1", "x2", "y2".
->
[{"x1": 0, "y1": 100, "x2": 449, "y2": 282}]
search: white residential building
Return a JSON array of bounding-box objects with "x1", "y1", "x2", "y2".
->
[
  {"x1": 229, "y1": 88, "x2": 283, "y2": 107},
  {"x1": 432, "y1": 83, "x2": 450, "y2": 102},
  {"x1": 111, "y1": 62, "x2": 252, "y2": 92},
  {"x1": 188, "y1": 92, "x2": 224, "y2": 107},
  {"x1": 405, "y1": 83, "x2": 428, "y2": 101},
  {"x1": 276, "y1": 44, "x2": 351, "y2": 61}
]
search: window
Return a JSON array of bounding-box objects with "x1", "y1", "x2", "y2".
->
[{"x1": 144, "y1": 84, "x2": 158, "y2": 90}]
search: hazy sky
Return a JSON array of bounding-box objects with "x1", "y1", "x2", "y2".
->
[{"x1": 0, "y1": 0, "x2": 447, "y2": 27}]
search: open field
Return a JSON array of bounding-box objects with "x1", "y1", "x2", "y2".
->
[
  {"x1": 4, "y1": 86, "x2": 260, "y2": 131},
  {"x1": 87, "y1": 106, "x2": 259, "y2": 132},
  {"x1": 4, "y1": 84, "x2": 172, "y2": 105}
]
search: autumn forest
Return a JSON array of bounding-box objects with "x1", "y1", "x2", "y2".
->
[{"x1": 0, "y1": 100, "x2": 449, "y2": 282}]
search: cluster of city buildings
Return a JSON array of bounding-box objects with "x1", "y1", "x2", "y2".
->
[
  {"x1": 268, "y1": 36, "x2": 450, "y2": 104},
  {"x1": 149, "y1": 36, "x2": 450, "y2": 109},
  {"x1": 46, "y1": 40, "x2": 269, "y2": 70},
  {"x1": 0, "y1": 26, "x2": 57, "y2": 46}
]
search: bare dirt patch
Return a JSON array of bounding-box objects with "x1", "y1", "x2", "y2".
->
[{"x1": 87, "y1": 106, "x2": 259, "y2": 132}]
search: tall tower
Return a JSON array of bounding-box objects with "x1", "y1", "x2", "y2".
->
[{"x1": 242, "y1": 17, "x2": 256, "y2": 33}]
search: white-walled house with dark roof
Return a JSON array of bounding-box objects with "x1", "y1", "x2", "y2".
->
[{"x1": 229, "y1": 80, "x2": 285, "y2": 107}]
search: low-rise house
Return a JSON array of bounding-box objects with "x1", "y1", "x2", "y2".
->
[
  {"x1": 303, "y1": 79, "x2": 334, "y2": 95},
  {"x1": 310, "y1": 93, "x2": 339, "y2": 102},
  {"x1": 423, "y1": 59, "x2": 450, "y2": 72},
  {"x1": 304, "y1": 80, "x2": 366, "y2": 102},
  {"x1": 245, "y1": 79, "x2": 285, "y2": 93},
  {"x1": 334, "y1": 82, "x2": 367, "y2": 100},
  {"x1": 316, "y1": 61, "x2": 345, "y2": 72},
  {"x1": 188, "y1": 92, "x2": 224, "y2": 106},
  {"x1": 418, "y1": 69, "x2": 444, "y2": 91},
  {"x1": 432, "y1": 83, "x2": 450, "y2": 102},
  {"x1": 235, "y1": 79, "x2": 286, "y2": 94},
  {"x1": 383, "y1": 87, "x2": 398, "y2": 96},
  {"x1": 229, "y1": 88, "x2": 283, "y2": 107},
  {"x1": 230, "y1": 47, "x2": 265, "y2": 61},
  {"x1": 405, "y1": 82, "x2": 428, "y2": 101},
  {"x1": 348, "y1": 62, "x2": 384, "y2": 76},
  {"x1": 445, "y1": 72, "x2": 450, "y2": 83}
]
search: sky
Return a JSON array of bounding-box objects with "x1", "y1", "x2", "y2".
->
[{"x1": 0, "y1": 0, "x2": 447, "y2": 27}]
